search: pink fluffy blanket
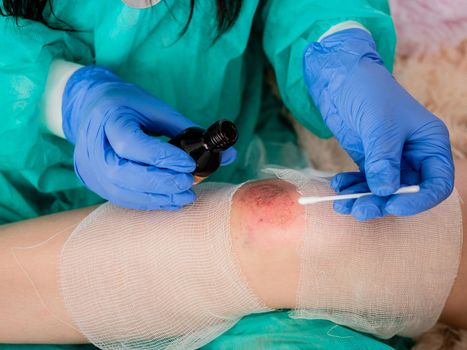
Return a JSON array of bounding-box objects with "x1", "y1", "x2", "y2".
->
[
  {"x1": 391, "y1": 0, "x2": 467, "y2": 160},
  {"x1": 390, "y1": 0, "x2": 467, "y2": 56}
]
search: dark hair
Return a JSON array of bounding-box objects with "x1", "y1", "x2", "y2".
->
[{"x1": 0, "y1": 0, "x2": 242, "y2": 35}]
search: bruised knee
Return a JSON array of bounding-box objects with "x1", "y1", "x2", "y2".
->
[
  {"x1": 229, "y1": 179, "x2": 304, "y2": 309},
  {"x1": 230, "y1": 179, "x2": 304, "y2": 247}
]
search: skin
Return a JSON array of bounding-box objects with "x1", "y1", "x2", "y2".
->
[
  {"x1": 0, "y1": 161, "x2": 466, "y2": 343},
  {"x1": 230, "y1": 180, "x2": 304, "y2": 309},
  {"x1": 0, "y1": 207, "x2": 94, "y2": 343}
]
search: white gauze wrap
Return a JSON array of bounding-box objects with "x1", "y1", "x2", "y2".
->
[
  {"x1": 269, "y1": 168, "x2": 463, "y2": 339},
  {"x1": 60, "y1": 183, "x2": 269, "y2": 350}
]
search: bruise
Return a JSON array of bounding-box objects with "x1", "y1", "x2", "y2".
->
[
  {"x1": 243, "y1": 183, "x2": 291, "y2": 207},
  {"x1": 232, "y1": 180, "x2": 303, "y2": 245}
]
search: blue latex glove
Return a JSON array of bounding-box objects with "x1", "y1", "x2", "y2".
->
[
  {"x1": 303, "y1": 28, "x2": 454, "y2": 220},
  {"x1": 62, "y1": 66, "x2": 237, "y2": 210}
]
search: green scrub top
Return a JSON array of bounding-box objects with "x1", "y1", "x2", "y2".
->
[{"x1": 0, "y1": 0, "x2": 405, "y2": 349}]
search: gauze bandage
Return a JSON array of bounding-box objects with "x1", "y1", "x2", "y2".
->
[
  {"x1": 59, "y1": 170, "x2": 463, "y2": 347},
  {"x1": 269, "y1": 168, "x2": 463, "y2": 339},
  {"x1": 60, "y1": 183, "x2": 269, "y2": 350}
]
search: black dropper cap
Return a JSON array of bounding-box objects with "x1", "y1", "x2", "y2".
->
[{"x1": 204, "y1": 119, "x2": 238, "y2": 151}]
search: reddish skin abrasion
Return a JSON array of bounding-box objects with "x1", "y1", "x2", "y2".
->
[
  {"x1": 239, "y1": 182, "x2": 297, "y2": 226},
  {"x1": 234, "y1": 180, "x2": 302, "y2": 245}
]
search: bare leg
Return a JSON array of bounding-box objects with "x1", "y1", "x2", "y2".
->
[
  {"x1": 0, "y1": 186, "x2": 306, "y2": 344},
  {"x1": 0, "y1": 207, "x2": 95, "y2": 343},
  {"x1": 230, "y1": 180, "x2": 303, "y2": 309},
  {"x1": 1, "y1": 163, "x2": 466, "y2": 343}
]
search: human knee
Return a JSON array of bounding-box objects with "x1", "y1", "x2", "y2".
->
[{"x1": 230, "y1": 179, "x2": 305, "y2": 309}]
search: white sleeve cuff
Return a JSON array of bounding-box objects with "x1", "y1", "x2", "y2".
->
[
  {"x1": 318, "y1": 20, "x2": 371, "y2": 42},
  {"x1": 40, "y1": 59, "x2": 83, "y2": 138}
]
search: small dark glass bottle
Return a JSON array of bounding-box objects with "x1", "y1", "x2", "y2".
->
[{"x1": 169, "y1": 119, "x2": 238, "y2": 183}]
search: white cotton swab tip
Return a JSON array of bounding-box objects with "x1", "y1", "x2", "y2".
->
[{"x1": 298, "y1": 185, "x2": 420, "y2": 205}]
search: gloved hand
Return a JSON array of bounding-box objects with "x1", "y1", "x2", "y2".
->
[
  {"x1": 62, "y1": 66, "x2": 236, "y2": 210},
  {"x1": 303, "y1": 28, "x2": 454, "y2": 220}
]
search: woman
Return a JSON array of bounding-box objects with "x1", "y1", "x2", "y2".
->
[
  {"x1": 0, "y1": 0, "x2": 456, "y2": 349},
  {"x1": 0, "y1": 0, "x2": 454, "y2": 220},
  {"x1": 1, "y1": 160, "x2": 466, "y2": 349}
]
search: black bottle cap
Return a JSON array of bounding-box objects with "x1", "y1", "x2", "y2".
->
[{"x1": 204, "y1": 119, "x2": 238, "y2": 151}]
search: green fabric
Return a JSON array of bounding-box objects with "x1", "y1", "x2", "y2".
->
[
  {"x1": 203, "y1": 312, "x2": 414, "y2": 350},
  {"x1": 2, "y1": 313, "x2": 414, "y2": 350},
  {"x1": 262, "y1": 0, "x2": 396, "y2": 138},
  {"x1": 0, "y1": 0, "x2": 400, "y2": 349}
]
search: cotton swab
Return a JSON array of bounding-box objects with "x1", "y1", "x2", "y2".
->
[{"x1": 298, "y1": 185, "x2": 420, "y2": 205}]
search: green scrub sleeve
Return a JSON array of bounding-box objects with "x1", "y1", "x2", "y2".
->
[
  {"x1": 0, "y1": 15, "x2": 92, "y2": 171},
  {"x1": 262, "y1": 0, "x2": 396, "y2": 138}
]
